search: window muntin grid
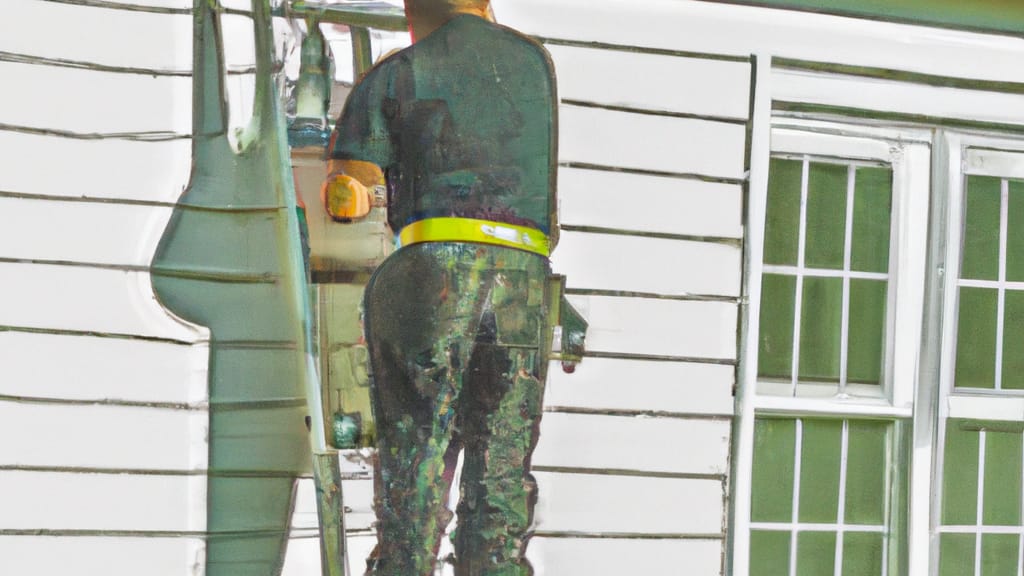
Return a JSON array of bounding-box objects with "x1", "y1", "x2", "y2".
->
[
  {"x1": 937, "y1": 421, "x2": 1024, "y2": 576},
  {"x1": 953, "y1": 176, "x2": 1024, "y2": 391},
  {"x1": 757, "y1": 156, "x2": 894, "y2": 399},
  {"x1": 749, "y1": 417, "x2": 903, "y2": 576}
]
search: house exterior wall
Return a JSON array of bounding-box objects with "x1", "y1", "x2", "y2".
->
[
  {"x1": 0, "y1": 0, "x2": 209, "y2": 573},
  {"x1": 7, "y1": 0, "x2": 1024, "y2": 575}
]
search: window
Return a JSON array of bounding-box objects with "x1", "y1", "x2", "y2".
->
[
  {"x1": 739, "y1": 119, "x2": 932, "y2": 576},
  {"x1": 750, "y1": 417, "x2": 906, "y2": 575},
  {"x1": 935, "y1": 141, "x2": 1024, "y2": 575},
  {"x1": 740, "y1": 123, "x2": 1024, "y2": 576},
  {"x1": 758, "y1": 155, "x2": 893, "y2": 400}
]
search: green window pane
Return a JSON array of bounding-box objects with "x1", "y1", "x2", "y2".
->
[
  {"x1": 939, "y1": 533, "x2": 976, "y2": 576},
  {"x1": 752, "y1": 418, "x2": 797, "y2": 522},
  {"x1": 848, "y1": 279, "x2": 887, "y2": 386},
  {"x1": 851, "y1": 166, "x2": 893, "y2": 273},
  {"x1": 1008, "y1": 180, "x2": 1024, "y2": 282},
  {"x1": 842, "y1": 532, "x2": 884, "y2": 576},
  {"x1": 751, "y1": 530, "x2": 791, "y2": 576},
  {"x1": 845, "y1": 421, "x2": 888, "y2": 525},
  {"x1": 942, "y1": 422, "x2": 979, "y2": 525},
  {"x1": 799, "y1": 277, "x2": 842, "y2": 383},
  {"x1": 1003, "y1": 290, "x2": 1024, "y2": 390},
  {"x1": 797, "y1": 531, "x2": 837, "y2": 576},
  {"x1": 799, "y1": 420, "x2": 842, "y2": 523},
  {"x1": 759, "y1": 274, "x2": 796, "y2": 380},
  {"x1": 765, "y1": 158, "x2": 803, "y2": 266},
  {"x1": 805, "y1": 162, "x2": 849, "y2": 270},
  {"x1": 955, "y1": 287, "x2": 998, "y2": 389},
  {"x1": 982, "y1": 534, "x2": 1019, "y2": 576},
  {"x1": 983, "y1": 430, "x2": 1023, "y2": 526},
  {"x1": 962, "y1": 175, "x2": 1001, "y2": 281}
]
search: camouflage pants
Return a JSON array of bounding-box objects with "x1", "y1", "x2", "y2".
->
[{"x1": 363, "y1": 241, "x2": 550, "y2": 576}]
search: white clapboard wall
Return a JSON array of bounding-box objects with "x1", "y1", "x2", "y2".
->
[
  {"x1": 0, "y1": 1, "x2": 206, "y2": 574},
  {"x1": 3, "y1": 1, "x2": 749, "y2": 575},
  {"x1": 497, "y1": 3, "x2": 749, "y2": 574},
  {"x1": 530, "y1": 45, "x2": 745, "y2": 576}
]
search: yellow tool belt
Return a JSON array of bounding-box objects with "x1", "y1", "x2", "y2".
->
[{"x1": 397, "y1": 217, "x2": 550, "y2": 257}]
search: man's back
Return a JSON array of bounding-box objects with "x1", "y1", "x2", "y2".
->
[{"x1": 331, "y1": 14, "x2": 557, "y2": 235}]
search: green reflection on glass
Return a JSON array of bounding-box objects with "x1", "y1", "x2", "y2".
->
[
  {"x1": 962, "y1": 175, "x2": 1001, "y2": 281},
  {"x1": 939, "y1": 533, "x2": 976, "y2": 576},
  {"x1": 955, "y1": 287, "x2": 998, "y2": 389},
  {"x1": 1003, "y1": 291, "x2": 1024, "y2": 390},
  {"x1": 797, "y1": 531, "x2": 837, "y2": 576},
  {"x1": 982, "y1": 534, "x2": 1018, "y2": 576},
  {"x1": 845, "y1": 421, "x2": 888, "y2": 525},
  {"x1": 983, "y1": 430, "x2": 1023, "y2": 526},
  {"x1": 848, "y1": 279, "x2": 886, "y2": 385},
  {"x1": 851, "y1": 166, "x2": 892, "y2": 273},
  {"x1": 759, "y1": 274, "x2": 796, "y2": 380},
  {"x1": 765, "y1": 158, "x2": 803, "y2": 266},
  {"x1": 799, "y1": 277, "x2": 842, "y2": 382},
  {"x1": 751, "y1": 530, "x2": 791, "y2": 576},
  {"x1": 843, "y1": 532, "x2": 883, "y2": 576},
  {"x1": 799, "y1": 420, "x2": 841, "y2": 524},
  {"x1": 942, "y1": 422, "x2": 979, "y2": 525},
  {"x1": 805, "y1": 163, "x2": 848, "y2": 270},
  {"x1": 752, "y1": 418, "x2": 797, "y2": 523},
  {"x1": 1006, "y1": 180, "x2": 1024, "y2": 282}
]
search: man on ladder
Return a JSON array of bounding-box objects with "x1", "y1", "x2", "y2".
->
[{"x1": 322, "y1": 0, "x2": 584, "y2": 573}]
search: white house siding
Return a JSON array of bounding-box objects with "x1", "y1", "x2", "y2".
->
[
  {"x1": 28, "y1": 1, "x2": 1024, "y2": 575},
  {"x1": 0, "y1": 1, "x2": 206, "y2": 575},
  {"x1": 496, "y1": 2, "x2": 1024, "y2": 576},
  {"x1": 488, "y1": 2, "x2": 751, "y2": 572}
]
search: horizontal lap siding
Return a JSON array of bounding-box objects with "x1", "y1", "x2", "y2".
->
[
  {"x1": 533, "y1": 413, "x2": 731, "y2": 476},
  {"x1": 533, "y1": 472, "x2": 724, "y2": 535},
  {"x1": 0, "y1": 132, "x2": 192, "y2": 201},
  {"x1": 528, "y1": 33, "x2": 750, "y2": 576},
  {"x1": 0, "y1": 536, "x2": 203, "y2": 576},
  {"x1": 0, "y1": 4, "x2": 206, "y2": 576},
  {"x1": 0, "y1": 263, "x2": 197, "y2": 340},
  {"x1": 0, "y1": 61, "x2": 192, "y2": 135},
  {"x1": 568, "y1": 295, "x2": 738, "y2": 360},
  {"x1": 526, "y1": 537, "x2": 724, "y2": 576},
  {"x1": 560, "y1": 105, "x2": 746, "y2": 180},
  {"x1": 0, "y1": 198, "x2": 171, "y2": 266},
  {"x1": 0, "y1": 331, "x2": 206, "y2": 404},
  {"x1": 559, "y1": 167, "x2": 743, "y2": 238},
  {"x1": 545, "y1": 357, "x2": 734, "y2": 415},
  {"x1": 86, "y1": 0, "x2": 192, "y2": 10},
  {"x1": 553, "y1": 231, "x2": 741, "y2": 297},
  {"x1": 548, "y1": 44, "x2": 750, "y2": 120},
  {"x1": 1, "y1": 0, "x2": 193, "y2": 70},
  {"x1": 0, "y1": 471, "x2": 201, "y2": 531},
  {"x1": 0, "y1": 402, "x2": 206, "y2": 471}
]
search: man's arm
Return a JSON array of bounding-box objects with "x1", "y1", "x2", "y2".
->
[{"x1": 321, "y1": 158, "x2": 385, "y2": 222}]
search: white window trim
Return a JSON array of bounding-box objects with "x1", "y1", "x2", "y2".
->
[
  {"x1": 734, "y1": 60, "x2": 939, "y2": 576},
  {"x1": 751, "y1": 123, "x2": 928, "y2": 417},
  {"x1": 734, "y1": 53, "x2": 1024, "y2": 575},
  {"x1": 940, "y1": 133, "x2": 1024, "y2": 415},
  {"x1": 929, "y1": 133, "x2": 1024, "y2": 576},
  {"x1": 737, "y1": 119, "x2": 929, "y2": 576}
]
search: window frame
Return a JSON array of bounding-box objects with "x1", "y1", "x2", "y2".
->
[
  {"x1": 752, "y1": 121, "x2": 930, "y2": 419},
  {"x1": 930, "y1": 133, "x2": 1024, "y2": 575},
  {"x1": 737, "y1": 122, "x2": 1024, "y2": 576},
  {"x1": 732, "y1": 57, "x2": 944, "y2": 574},
  {"x1": 940, "y1": 134, "x2": 1024, "y2": 416}
]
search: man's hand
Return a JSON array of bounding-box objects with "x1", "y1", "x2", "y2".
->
[
  {"x1": 321, "y1": 159, "x2": 385, "y2": 222},
  {"x1": 322, "y1": 173, "x2": 372, "y2": 221}
]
